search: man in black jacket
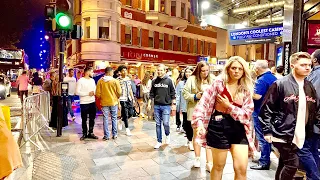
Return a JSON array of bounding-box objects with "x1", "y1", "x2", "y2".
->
[
  {"x1": 260, "y1": 52, "x2": 320, "y2": 180},
  {"x1": 148, "y1": 64, "x2": 175, "y2": 149}
]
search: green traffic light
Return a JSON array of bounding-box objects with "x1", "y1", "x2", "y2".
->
[{"x1": 56, "y1": 12, "x2": 71, "y2": 28}]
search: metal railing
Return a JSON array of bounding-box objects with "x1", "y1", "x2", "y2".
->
[{"x1": 20, "y1": 92, "x2": 54, "y2": 150}]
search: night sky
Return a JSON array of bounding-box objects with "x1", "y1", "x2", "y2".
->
[{"x1": 0, "y1": 0, "x2": 49, "y2": 69}]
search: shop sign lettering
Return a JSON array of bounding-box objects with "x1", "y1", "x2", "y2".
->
[
  {"x1": 229, "y1": 25, "x2": 283, "y2": 45},
  {"x1": 124, "y1": 11, "x2": 133, "y2": 19},
  {"x1": 283, "y1": 42, "x2": 291, "y2": 76}
]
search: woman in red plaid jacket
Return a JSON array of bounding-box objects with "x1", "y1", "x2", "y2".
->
[{"x1": 192, "y1": 56, "x2": 255, "y2": 180}]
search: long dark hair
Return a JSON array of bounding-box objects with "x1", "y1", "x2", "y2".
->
[{"x1": 182, "y1": 67, "x2": 193, "y2": 83}]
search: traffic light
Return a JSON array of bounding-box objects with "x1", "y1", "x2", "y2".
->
[
  {"x1": 55, "y1": 0, "x2": 73, "y2": 31},
  {"x1": 44, "y1": 4, "x2": 56, "y2": 31}
]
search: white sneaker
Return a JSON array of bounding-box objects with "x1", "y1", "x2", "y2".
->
[
  {"x1": 126, "y1": 128, "x2": 132, "y2": 136},
  {"x1": 206, "y1": 162, "x2": 213, "y2": 172},
  {"x1": 176, "y1": 128, "x2": 180, "y2": 132},
  {"x1": 166, "y1": 135, "x2": 171, "y2": 144},
  {"x1": 179, "y1": 127, "x2": 185, "y2": 133},
  {"x1": 154, "y1": 142, "x2": 162, "y2": 149},
  {"x1": 188, "y1": 141, "x2": 194, "y2": 151},
  {"x1": 118, "y1": 121, "x2": 123, "y2": 131},
  {"x1": 194, "y1": 157, "x2": 201, "y2": 168}
]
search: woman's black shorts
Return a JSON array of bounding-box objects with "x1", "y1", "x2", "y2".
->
[{"x1": 206, "y1": 111, "x2": 248, "y2": 149}]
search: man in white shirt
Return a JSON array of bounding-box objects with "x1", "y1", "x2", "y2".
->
[
  {"x1": 260, "y1": 52, "x2": 320, "y2": 180},
  {"x1": 76, "y1": 67, "x2": 98, "y2": 140},
  {"x1": 64, "y1": 69, "x2": 77, "y2": 121}
]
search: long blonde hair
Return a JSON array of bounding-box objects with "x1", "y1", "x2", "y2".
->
[
  {"x1": 192, "y1": 61, "x2": 213, "y2": 91},
  {"x1": 221, "y1": 56, "x2": 254, "y2": 96}
]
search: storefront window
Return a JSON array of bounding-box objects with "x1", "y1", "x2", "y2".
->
[
  {"x1": 85, "y1": 18, "x2": 90, "y2": 39},
  {"x1": 202, "y1": 41, "x2": 205, "y2": 54},
  {"x1": 193, "y1": 39, "x2": 197, "y2": 54},
  {"x1": 169, "y1": 35, "x2": 173, "y2": 50},
  {"x1": 159, "y1": 33, "x2": 164, "y2": 49},
  {"x1": 149, "y1": 0, "x2": 155, "y2": 10},
  {"x1": 181, "y1": 3, "x2": 186, "y2": 19},
  {"x1": 125, "y1": 26, "x2": 132, "y2": 45},
  {"x1": 126, "y1": 0, "x2": 132, "y2": 6},
  {"x1": 99, "y1": 18, "x2": 110, "y2": 39},
  {"x1": 160, "y1": 0, "x2": 166, "y2": 13},
  {"x1": 200, "y1": 41, "x2": 204, "y2": 55},
  {"x1": 149, "y1": 31, "x2": 154, "y2": 48},
  {"x1": 208, "y1": 42, "x2": 211, "y2": 55},
  {"x1": 177, "y1": 36, "x2": 182, "y2": 51},
  {"x1": 171, "y1": 1, "x2": 176, "y2": 16}
]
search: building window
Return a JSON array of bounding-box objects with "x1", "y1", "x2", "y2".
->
[
  {"x1": 171, "y1": 1, "x2": 176, "y2": 16},
  {"x1": 202, "y1": 41, "x2": 205, "y2": 54},
  {"x1": 117, "y1": 22, "x2": 120, "y2": 42},
  {"x1": 149, "y1": 0, "x2": 155, "y2": 10},
  {"x1": 169, "y1": 35, "x2": 173, "y2": 50},
  {"x1": 188, "y1": 8, "x2": 191, "y2": 22},
  {"x1": 208, "y1": 42, "x2": 211, "y2": 55},
  {"x1": 138, "y1": 28, "x2": 142, "y2": 46},
  {"x1": 177, "y1": 36, "x2": 182, "y2": 51},
  {"x1": 85, "y1": 18, "x2": 90, "y2": 39},
  {"x1": 160, "y1": 0, "x2": 166, "y2": 13},
  {"x1": 187, "y1": 38, "x2": 190, "y2": 53},
  {"x1": 149, "y1": 31, "x2": 154, "y2": 48},
  {"x1": 181, "y1": 3, "x2": 186, "y2": 19},
  {"x1": 126, "y1": 0, "x2": 132, "y2": 6},
  {"x1": 125, "y1": 26, "x2": 132, "y2": 45},
  {"x1": 193, "y1": 39, "x2": 197, "y2": 54},
  {"x1": 138, "y1": 0, "x2": 142, "y2": 9},
  {"x1": 99, "y1": 18, "x2": 110, "y2": 39},
  {"x1": 159, "y1": 33, "x2": 164, "y2": 49}
]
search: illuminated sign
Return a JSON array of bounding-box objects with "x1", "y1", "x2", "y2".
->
[{"x1": 229, "y1": 25, "x2": 283, "y2": 45}]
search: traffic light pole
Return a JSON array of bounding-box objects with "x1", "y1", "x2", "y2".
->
[{"x1": 57, "y1": 31, "x2": 66, "y2": 137}]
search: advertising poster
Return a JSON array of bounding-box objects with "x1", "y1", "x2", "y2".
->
[
  {"x1": 228, "y1": 25, "x2": 283, "y2": 45},
  {"x1": 308, "y1": 24, "x2": 320, "y2": 45},
  {"x1": 276, "y1": 46, "x2": 283, "y2": 67}
]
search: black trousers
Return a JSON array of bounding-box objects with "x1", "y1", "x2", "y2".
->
[
  {"x1": 273, "y1": 142, "x2": 299, "y2": 180},
  {"x1": 184, "y1": 118, "x2": 193, "y2": 142},
  {"x1": 120, "y1": 101, "x2": 130, "y2": 128},
  {"x1": 176, "y1": 111, "x2": 187, "y2": 128},
  {"x1": 19, "y1": 90, "x2": 28, "y2": 104},
  {"x1": 80, "y1": 102, "x2": 97, "y2": 135}
]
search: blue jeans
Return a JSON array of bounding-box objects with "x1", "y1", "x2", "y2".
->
[
  {"x1": 298, "y1": 134, "x2": 320, "y2": 180},
  {"x1": 67, "y1": 95, "x2": 75, "y2": 117},
  {"x1": 154, "y1": 105, "x2": 171, "y2": 143},
  {"x1": 101, "y1": 105, "x2": 118, "y2": 138},
  {"x1": 253, "y1": 111, "x2": 271, "y2": 166}
]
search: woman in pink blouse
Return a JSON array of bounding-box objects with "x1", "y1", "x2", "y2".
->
[{"x1": 192, "y1": 56, "x2": 255, "y2": 180}]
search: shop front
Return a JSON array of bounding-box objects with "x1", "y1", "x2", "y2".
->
[{"x1": 120, "y1": 46, "x2": 198, "y2": 79}]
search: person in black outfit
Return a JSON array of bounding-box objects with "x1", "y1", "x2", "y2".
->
[
  {"x1": 260, "y1": 52, "x2": 320, "y2": 180},
  {"x1": 31, "y1": 72, "x2": 43, "y2": 95}
]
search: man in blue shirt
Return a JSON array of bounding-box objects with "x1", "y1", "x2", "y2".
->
[{"x1": 250, "y1": 60, "x2": 277, "y2": 170}]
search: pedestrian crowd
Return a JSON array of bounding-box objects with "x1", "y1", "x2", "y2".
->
[{"x1": 10, "y1": 49, "x2": 320, "y2": 180}]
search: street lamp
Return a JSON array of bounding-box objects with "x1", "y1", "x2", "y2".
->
[
  {"x1": 201, "y1": 1, "x2": 210, "y2": 10},
  {"x1": 44, "y1": 35, "x2": 50, "y2": 40}
]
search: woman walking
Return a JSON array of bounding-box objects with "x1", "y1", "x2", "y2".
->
[
  {"x1": 182, "y1": 61, "x2": 215, "y2": 172},
  {"x1": 193, "y1": 56, "x2": 255, "y2": 180},
  {"x1": 141, "y1": 72, "x2": 152, "y2": 119},
  {"x1": 175, "y1": 67, "x2": 193, "y2": 133}
]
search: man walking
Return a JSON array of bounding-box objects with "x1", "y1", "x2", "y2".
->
[
  {"x1": 76, "y1": 67, "x2": 98, "y2": 140},
  {"x1": 250, "y1": 60, "x2": 277, "y2": 170},
  {"x1": 96, "y1": 67, "x2": 122, "y2": 140},
  {"x1": 64, "y1": 69, "x2": 77, "y2": 121},
  {"x1": 260, "y1": 52, "x2": 320, "y2": 180},
  {"x1": 148, "y1": 64, "x2": 175, "y2": 149},
  {"x1": 118, "y1": 65, "x2": 135, "y2": 136},
  {"x1": 297, "y1": 49, "x2": 320, "y2": 180}
]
